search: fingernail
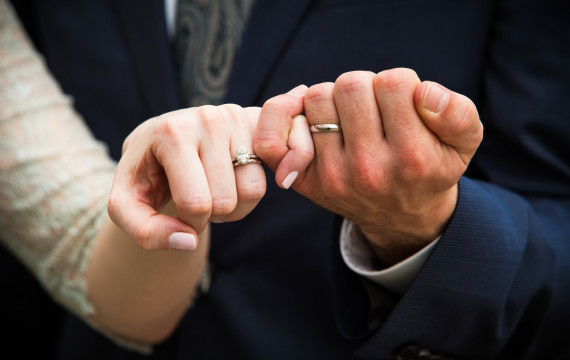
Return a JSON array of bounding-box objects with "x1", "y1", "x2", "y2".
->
[
  {"x1": 287, "y1": 85, "x2": 307, "y2": 95},
  {"x1": 281, "y1": 171, "x2": 298, "y2": 189},
  {"x1": 168, "y1": 232, "x2": 196, "y2": 250},
  {"x1": 423, "y1": 82, "x2": 449, "y2": 113}
]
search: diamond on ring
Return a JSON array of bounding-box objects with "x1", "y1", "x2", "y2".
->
[
  {"x1": 232, "y1": 147, "x2": 262, "y2": 167},
  {"x1": 235, "y1": 147, "x2": 250, "y2": 165}
]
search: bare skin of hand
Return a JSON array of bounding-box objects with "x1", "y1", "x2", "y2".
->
[
  {"x1": 92, "y1": 104, "x2": 267, "y2": 342},
  {"x1": 255, "y1": 68, "x2": 483, "y2": 266},
  {"x1": 108, "y1": 104, "x2": 266, "y2": 250}
]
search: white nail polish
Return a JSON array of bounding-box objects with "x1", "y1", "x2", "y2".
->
[
  {"x1": 168, "y1": 232, "x2": 197, "y2": 250},
  {"x1": 282, "y1": 171, "x2": 298, "y2": 189}
]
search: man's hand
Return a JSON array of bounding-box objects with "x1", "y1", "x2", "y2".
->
[
  {"x1": 108, "y1": 105, "x2": 266, "y2": 250},
  {"x1": 255, "y1": 68, "x2": 482, "y2": 266}
]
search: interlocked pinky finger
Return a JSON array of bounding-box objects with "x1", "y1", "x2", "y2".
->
[{"x1": 275, "y1": 114, "x2": 314, "y2": 189}]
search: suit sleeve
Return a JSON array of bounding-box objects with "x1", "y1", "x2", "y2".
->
[{"x1": 331, "y1": 1, "x2": 570, "y2": 359}]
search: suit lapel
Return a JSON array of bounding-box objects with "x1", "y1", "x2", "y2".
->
[
  {"x1": 113, "y1": 0, "x2": 314, "y2": 111},
  {"x1": 113, "y1": 0, "x2": 182, "y2": 117},
  {"x1": 225, "y1": 0, "x2": 314, "y2": 106}
]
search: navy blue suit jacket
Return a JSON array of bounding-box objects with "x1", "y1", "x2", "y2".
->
[{"x1": 7, "y1": 0, "x2": 570, "y2": 359}]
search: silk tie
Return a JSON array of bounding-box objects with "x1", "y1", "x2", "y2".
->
[{"x1": 175, "y1": 0, "x2": 254, "y2": 107}]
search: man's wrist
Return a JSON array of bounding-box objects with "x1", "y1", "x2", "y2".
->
[
  {"x1": 356, "y1": 186, "x2": 456, "y2": 266},
  {"x1": 340, "y1": 219, "x2": 440, "y2": 295}
]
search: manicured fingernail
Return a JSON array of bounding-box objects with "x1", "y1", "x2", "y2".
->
[
  {"x1": 168, "y1": 232, "x2": 196, "y2": 250},
  {"x1": 281, "y1": 171, "x2": 298, "y2": 189},
  {"x1": 423, "y1": 81, "x2": 449, "y2": 114},
  {"x1": 287, "y1": 85, "x2": 307, "y2": 95}
]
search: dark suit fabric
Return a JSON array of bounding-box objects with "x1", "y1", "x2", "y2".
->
[{"x1": 9, "y1": 0, "x2": 570, "y2": 359}]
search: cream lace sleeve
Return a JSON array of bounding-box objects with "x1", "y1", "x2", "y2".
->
[{"x1": 0, "y1": 0, "x2": 123, "y2": 346}]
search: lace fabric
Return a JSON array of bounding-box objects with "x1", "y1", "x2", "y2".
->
[{"x1": 0, "y1": 0, "x2": 152, "y2": 353}]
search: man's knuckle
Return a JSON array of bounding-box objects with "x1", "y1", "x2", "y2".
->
[
  {"x1": 399, "y1": 148, "x2": 430, "y2": 181},
  {"x1": 353, "y1": 158, "x2": 384, "y2": 194},
  {"x1": 335, "y1": 71, "x2": 374, "y2": 95},
  {"x1": 373, "y1": 68, "x2": 418, "y2": 91},
  {"x1": 305, "y1": 83, "x2": 334, "y2": 104}
]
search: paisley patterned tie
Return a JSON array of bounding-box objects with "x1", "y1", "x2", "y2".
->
[{"x1": 175, "y1": 0, "x2": 254, "y2": 107}]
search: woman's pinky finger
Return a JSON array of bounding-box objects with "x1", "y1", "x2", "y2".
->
[{"x1": 275, "y1": 114, "x2": 314, "y2": 189}]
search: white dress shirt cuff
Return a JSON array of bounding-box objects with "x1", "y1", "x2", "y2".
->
[{"x1": 340, "y1": 219, "x2": 440, "y2": 295}]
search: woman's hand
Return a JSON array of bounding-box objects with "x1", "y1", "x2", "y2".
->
[{"x1": 107, "y1": 104, "x2": 266, "y2": 250}]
